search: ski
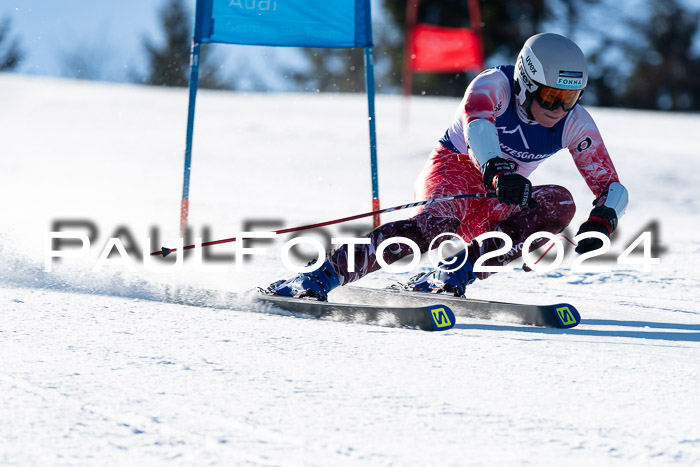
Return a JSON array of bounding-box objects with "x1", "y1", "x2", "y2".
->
[
  {"x1": 158, "y1": 284, "x2": 576, "y2": 330},
  {"x1": 330, "y1": 286, "x2": 581, "y2": 329},
  {"x1": 158, "y1": 286, "x2": 455, "y2": 331},
  {"x1": 256, "y1": 295, "x2": 456, "y2": 332}
]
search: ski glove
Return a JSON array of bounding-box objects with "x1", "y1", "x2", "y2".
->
[
  {"x1": 575, "y1": 206, "x2": 618, "y2": 254},
  {"x1": 482, "y1": 157, "x2": 534, "y2": 208}
]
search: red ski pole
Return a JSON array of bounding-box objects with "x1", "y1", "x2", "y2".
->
[{"x1": 152, "y1": 192, "x2": 497, "y2": 257}]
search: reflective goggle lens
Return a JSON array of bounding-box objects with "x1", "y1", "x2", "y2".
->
[{"x1": 536, "y1": 86, "x2": 582, "y2": 111}]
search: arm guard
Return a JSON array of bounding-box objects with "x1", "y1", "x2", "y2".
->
[
  {"x1": 466, "y1": 118, "x2": 502, "y2": 168},
  {"x1": 601, "y1": 182, "x2": 628, "y2": 220}
]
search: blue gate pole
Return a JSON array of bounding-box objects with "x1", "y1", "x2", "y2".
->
[
  {"x1": 364, "y1": 46, "x2": 380, "y2": 228},
  {"x1": 179, "y1": 41, "x2": 202, "y2": 237}
]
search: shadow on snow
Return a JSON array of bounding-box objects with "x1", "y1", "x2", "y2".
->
[{"x1": 454, "y1": 320, "x2": 700, "y2": 343}]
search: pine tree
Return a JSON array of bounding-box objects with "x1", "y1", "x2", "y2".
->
[
  {"x1": 586, "y1": 0, "x2": 700, "y2": 110},
  {"x1": 621, "y1": 0, "x2": 699, "y2": 110},
  {"x1": 142, "y1": 0, "x2": 231, "y2": 89},
  {"x1": 288, "y1": 48, "x2": 366, "y2": 93},
  {"x1": 0, "y1": 15, "x2": 24, "y2": 71}
]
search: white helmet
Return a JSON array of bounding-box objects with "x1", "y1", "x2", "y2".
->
[{"x1": 514, "y1": 33, "x2": 588, "y2": 120}]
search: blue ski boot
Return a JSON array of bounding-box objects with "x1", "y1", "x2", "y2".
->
[
  {"x1": 405, "y1": 248, "x2": 475, "y2": 297},
  {"x1": 267, "y1": 259, "x2": 341, "y2": 301}
]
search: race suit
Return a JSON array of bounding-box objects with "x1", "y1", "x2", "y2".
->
[{"x1": 328, "y1": 65, "x2": 621, "y2": 284}]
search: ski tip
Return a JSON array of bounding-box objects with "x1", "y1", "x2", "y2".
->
[
  {"x1": 552, "y1": 303, "x2": 581, "y2": 329},
  {"x1": 161, "y1": 247, "x2": 171, "y2": 257},
  {"x1": 427, "y1": 305, "x2": 456, "y2": 331}
]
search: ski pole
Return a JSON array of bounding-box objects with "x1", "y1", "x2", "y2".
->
[{"x1": 152, "y1": 192, "x2": 498, "y2": 257}]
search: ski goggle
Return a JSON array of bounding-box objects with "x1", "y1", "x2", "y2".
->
[{"x1": 535, "y1": 86, "x2": 582, "y2": 111}]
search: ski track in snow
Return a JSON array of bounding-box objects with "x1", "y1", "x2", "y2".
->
[{"x1": 1, "y1": 75, "x2": 699, "y2": 465}]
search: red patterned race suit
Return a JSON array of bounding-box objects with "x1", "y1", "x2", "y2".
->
[{"x1": 328, "y1": 65, "x2": 621, "y2": 285}]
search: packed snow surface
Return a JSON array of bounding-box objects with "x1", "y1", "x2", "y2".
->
[{"x1": 1, "y1": 74, "x2": 699, "y2": 465}]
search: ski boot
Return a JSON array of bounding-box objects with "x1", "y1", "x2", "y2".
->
[
  {"x1": 266, "y1": 259, "x2": 341, "y2": 301},
  {"x1": 404, "y1": 249, "x2": 475, "y2": 297}
]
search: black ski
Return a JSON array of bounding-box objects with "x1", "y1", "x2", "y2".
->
[
  {"x1": 330, "y1": 287, "x2": 581, "y2": 329},
  {"x1": 159, "y1": 284, "x2": 577, "y2": 330},
  {"x1": 256, "y1": 295, "x2": 456, "y2": 332},
  {"x1": 159, "y1": 286, "x2": 455, "y2": 331}
]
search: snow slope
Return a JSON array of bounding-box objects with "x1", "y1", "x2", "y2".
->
[{"x1": 1, "y1": 74, "x2": 699, "y2": 465}]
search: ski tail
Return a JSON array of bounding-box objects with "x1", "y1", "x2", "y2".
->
[{"x1": 256, "y1": 295, "x2": 457, "y2": 332}]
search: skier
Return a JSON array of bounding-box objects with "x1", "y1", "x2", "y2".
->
[{"x1": 268, "y1": 32, "x2": 628, "y2": 300}]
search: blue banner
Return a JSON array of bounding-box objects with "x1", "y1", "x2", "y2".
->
[{"x1": 194, "y1": 0, "x2": 373, "y2": 48}]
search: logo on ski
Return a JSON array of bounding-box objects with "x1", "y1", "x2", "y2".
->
[
  {"x1": 555, "y1": 306, "x2": 578, "y2": 327},
  {"x1": 430, "y1": 307, "x2": 453, "y2": 329}
]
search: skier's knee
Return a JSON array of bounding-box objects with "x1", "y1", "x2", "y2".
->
[
  {"x1": 555, "y1": 186, "x2": 576, "y2": 226},
  {"x1": 537, "y1": 185, "x2": 576, "y2": 227}
]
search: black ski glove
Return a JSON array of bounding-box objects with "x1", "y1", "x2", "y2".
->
[
  {"x1": 575, "y1": 206, "x2": 618, "y2": 254},
  {"x1": 482, "y1": 157, "x2": 534, "y2": 208}
]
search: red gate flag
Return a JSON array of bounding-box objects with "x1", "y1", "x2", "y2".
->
[{"x1": 410, "y1": 23, "x2": 483, "y2": 73}]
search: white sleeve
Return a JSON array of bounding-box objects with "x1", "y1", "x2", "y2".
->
[{"x1": 466, "y1": 119, "x2": 502, "y2": 168}]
